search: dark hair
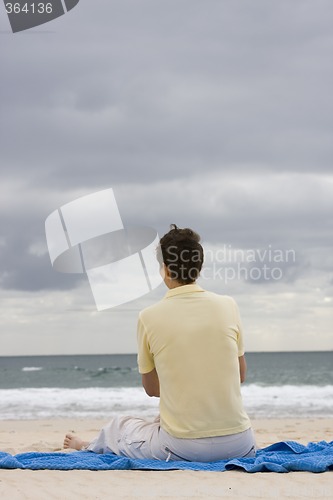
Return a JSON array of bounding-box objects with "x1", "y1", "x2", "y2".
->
[{"x1": 158, "y1": 224, "x2": 204, "y2": 284}]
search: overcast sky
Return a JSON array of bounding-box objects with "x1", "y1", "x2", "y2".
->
[{"x1": 1, "y1": 0, "x2": 332, "y2": 355}]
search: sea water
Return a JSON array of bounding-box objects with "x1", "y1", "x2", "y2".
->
[{"x1": 0, "y1": 352, "x2": 332, "y2": 420}]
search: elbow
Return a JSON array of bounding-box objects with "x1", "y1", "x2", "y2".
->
[
  {"x1": 145, "y1": 387, "x2": 158, "y2": 397},
  {"x1": 141, "y1": 370, "x2": 160, "y2": 397},
  {"x1": 145, "y1": 387, "x2": 155, "y2": 398}
]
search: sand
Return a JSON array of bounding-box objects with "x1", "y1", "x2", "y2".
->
[{"x1": 0, "y1": 418, "x2": 332, "y2": 499}]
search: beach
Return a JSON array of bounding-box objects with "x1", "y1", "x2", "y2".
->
[{"x1": 0, "y1": 418, "x2": 332, "y2": 499}]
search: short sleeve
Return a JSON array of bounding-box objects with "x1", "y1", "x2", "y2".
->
[
  {"x1": 137, "y1": 313, "x2": 155, "y2": 374},
  {"x1": 233, "y1": 299, "x2": 245, "y2": 356}
]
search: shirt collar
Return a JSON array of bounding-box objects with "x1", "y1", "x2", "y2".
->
[{"x1": 164, "y1": 283, "x2": 205, "y2": 299}]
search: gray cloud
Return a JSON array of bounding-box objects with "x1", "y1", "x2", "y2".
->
[
  {"x1": 0, "y1": 249, "x2": 84, "y2": 291},
  {"x1": 0, "y1": 223, "x2": 84, "y2": 291},
  {"x1": 1, "y1": 0, "x2": 332, "y2": 191},
  {"x1": 1, "y1": 171, "x2": 332, "y2": 291}
]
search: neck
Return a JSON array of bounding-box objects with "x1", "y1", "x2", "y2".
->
[{"x1": 167, "y1": 280, "x2": 196, "y2": 289}]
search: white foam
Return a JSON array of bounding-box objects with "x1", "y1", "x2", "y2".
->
[
  {"x1": 21, "y1": 367, "x2": 43, "y2": 372},
  {"x1": 0, "y1": 387, "x2": 159, "y2": 420},
  {"x1": 241, "y1": 384, "x2": 333, "y2": 418},
  {"x1": 0, "y1": 385, "x2": 332, "y2": 420}
]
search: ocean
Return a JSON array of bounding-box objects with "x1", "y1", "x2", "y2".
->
[{"x1": 0, "y1": 352, "x2": 332, "y2": 420}]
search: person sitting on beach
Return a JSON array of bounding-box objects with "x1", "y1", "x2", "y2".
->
[{"x1": 64, "y1": 224, "x2": 256, "y2": 462}]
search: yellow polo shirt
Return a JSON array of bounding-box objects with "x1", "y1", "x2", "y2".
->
[{"x1": 137, "y1": 284, "x2": 251, "y2": 438}]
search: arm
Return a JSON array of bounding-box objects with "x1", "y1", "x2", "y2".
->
[
  {"x1": 137, "y1": 313, "x2": 158, "y2": 396},
  {"x1": 238, "y1": 355, "x2": 247, "y2": 384},
  {"x1": 232, "y1": 298, "x2": 246, "y2": 384},
  {"x1": 142, "y1": 368, "x2": 160, "y2": 397}
]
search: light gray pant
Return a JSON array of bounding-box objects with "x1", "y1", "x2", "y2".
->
[{"x1": 86, "y1": 416, "x2": 257, "y2": 462}]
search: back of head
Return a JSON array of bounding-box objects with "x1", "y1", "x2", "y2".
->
[{"x1": 158, "y1": 224, "x2": 204, "y2": 284}]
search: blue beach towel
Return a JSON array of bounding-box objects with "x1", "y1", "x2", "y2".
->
[{"x1": 0, "y1": 441, "x2": 332, "y2": 473}]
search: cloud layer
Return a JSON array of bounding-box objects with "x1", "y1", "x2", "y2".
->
[{"x1": 0, "y1": 0, "x2": 332, "y2": 353}]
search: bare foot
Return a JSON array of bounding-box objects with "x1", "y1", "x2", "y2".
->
[{"x1": 63, "y1": 433, "x2": 89, "y2": 451}]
